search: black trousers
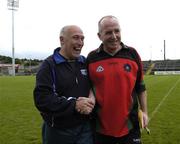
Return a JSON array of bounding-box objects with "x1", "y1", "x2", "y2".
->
[{"x1": 95, "y1": 129, "x2": 142, "y2": 144}]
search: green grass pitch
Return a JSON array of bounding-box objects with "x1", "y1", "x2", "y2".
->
[{"x1": 0, "y1": 75, "x2": 180, "y2": 144}]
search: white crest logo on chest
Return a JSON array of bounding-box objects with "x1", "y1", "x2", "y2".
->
[{"x1": 96, "y1": 65, "x2": 104, "y2": 72}]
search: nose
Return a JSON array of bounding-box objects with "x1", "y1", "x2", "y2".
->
[
  {"x1": 112, "y1": 32, "x2": 117, "y2": 39},
  {"x1": 78, "y1": 39, "x2": 84, "y2": 47}
]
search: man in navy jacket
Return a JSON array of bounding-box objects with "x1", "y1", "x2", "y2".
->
[{"x1": 34, "y1": 25, "x2": 95, "y2": 144}]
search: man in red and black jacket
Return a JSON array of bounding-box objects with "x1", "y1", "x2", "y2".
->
[{"x1": 87, "y1": 15, "x2": 148, "y2": 144}]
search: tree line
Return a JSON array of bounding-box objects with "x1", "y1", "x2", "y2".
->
[{"x1": 0, "y1": 55, "x2": 42, "y2": 66}]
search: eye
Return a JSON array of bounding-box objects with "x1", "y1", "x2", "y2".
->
[
  {"x1": 73, "y1": 35, "x2": 79, "y2": 40},
  {"x1": 73, "y1": 35, "x2": 84, "y2": 41},
  {"x1": 81, "y1": 36, "x2": 84, "y2": 41},
  {"x1": 114, "y1": 29, "x2": 120, "y2": 33},
  {"x1": 105, "y1": 31, "x2": 112, "y2": 35}
]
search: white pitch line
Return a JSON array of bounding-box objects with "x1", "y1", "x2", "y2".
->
[{"x1": 149, "y1": 77, "x2": 180, "y2": 122}]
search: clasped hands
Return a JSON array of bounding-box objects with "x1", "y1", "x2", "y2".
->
[{"x1": 75, "y1": 95, "x2": 95, "y2": 115}]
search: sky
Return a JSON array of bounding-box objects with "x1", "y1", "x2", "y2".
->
[{"x1": 0, "y1": 0, "x2": 180, "y2": 60}]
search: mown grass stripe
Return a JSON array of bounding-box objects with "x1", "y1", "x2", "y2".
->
[{"x1": 149, "y1": 77, "x2": 180, "y2": 122}]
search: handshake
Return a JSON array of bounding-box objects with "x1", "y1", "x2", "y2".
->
[{"x1": 75, "y1": 93, "x2": 95, "y2": 115}]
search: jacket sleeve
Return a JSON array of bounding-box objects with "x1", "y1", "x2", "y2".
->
[
  {"x1": 33, "y1": 60, "x2": 76, "y2": 117},
  {"x1": 132, "y1": 48, "x2": 146, "y2": 94}
]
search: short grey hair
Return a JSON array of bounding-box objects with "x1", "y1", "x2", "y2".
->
[
  {"x1": 98, "y1": 15, "x2": 119, "y2": 33},
  {"x1": 59, "y1": 26, "x2": 68, "y2": 37}
]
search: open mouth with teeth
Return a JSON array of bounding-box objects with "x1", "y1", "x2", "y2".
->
[{"x1": 73, "y1": 47, "x2": 82, "y2": 55}]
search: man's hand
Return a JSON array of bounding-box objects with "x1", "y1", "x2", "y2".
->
[
  {"x1": 75, "y1": 97, "x2": 95, "y2": 115},
  {"x1": 138, "y1": 109, "x2": 150, "y2": 134},
  {"x1": 142, "y1": 112, "x2": 149, "y2": 128}
]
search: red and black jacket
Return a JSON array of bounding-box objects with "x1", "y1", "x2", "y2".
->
[{"x1": 87, "y1": 43, "x2": 146, "y2": 137}]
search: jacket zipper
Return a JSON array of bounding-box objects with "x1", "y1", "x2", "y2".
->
[
  {"x1": 76, "y1": 77, "x2": 78, "y2": 84},
  {"x1": 51, "y1": 116, "x2": 54, "y2": 127}
]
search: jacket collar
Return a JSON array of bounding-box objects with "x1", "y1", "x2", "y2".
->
[
  {"x1": 97, "y1": 42, "x2": 128, "y2": 53},
  {"x1": 53, "y1": 47, "x2": 86, "y2": 64}
]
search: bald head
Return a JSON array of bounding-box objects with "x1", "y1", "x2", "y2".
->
[
  {"x1": 98, "y1": 15, "x2": 120, "y2": 33},
  {"x1": 60, "y1": 25, "x2": 83, "y2": 37}
]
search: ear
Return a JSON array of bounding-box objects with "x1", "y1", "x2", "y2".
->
[
  {"x1": 97, "y1": 32, "x2": 101, "y2": 40},
  {"x1": 60, "y1": 36, "x2": 64, "y2": 45}
]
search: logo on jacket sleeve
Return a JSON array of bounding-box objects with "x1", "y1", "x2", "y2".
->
[
  {"x1": 96, "y1": 65, "x2": 104, "y2": 72},
  {"x1": 80, "y1": 69, "x2": 87, "y2": 75},
  {"x1": 124, "y1": 64, "x2": 131, "y2": 72}
]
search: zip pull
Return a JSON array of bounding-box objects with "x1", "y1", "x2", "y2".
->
[
  {"x1": 76, "y1": 77, "x2": 78, "y2": 84},
  {"x1": 51, "y1": 116, "x2": 54, "y2": 127}
]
